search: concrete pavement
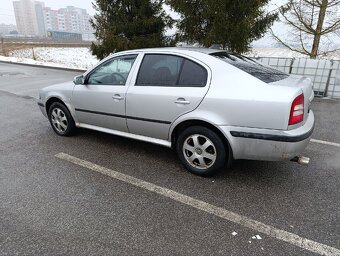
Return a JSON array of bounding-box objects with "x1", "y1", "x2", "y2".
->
[{"x1": 0, "y1": 63, "x2": 339, "y2": 256}]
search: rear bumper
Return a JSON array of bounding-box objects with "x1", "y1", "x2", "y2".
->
[{"x1": 220, "y1": 111, "x2": 315, "y2": 161}]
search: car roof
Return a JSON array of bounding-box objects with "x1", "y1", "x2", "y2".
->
[{"x1": 116, "y1": 47, "x2": 226, "y2": 56}]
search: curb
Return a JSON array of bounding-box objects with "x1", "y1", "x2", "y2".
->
[{"x1": 0, "y1": 60, "x2": 87, "y2": 72}]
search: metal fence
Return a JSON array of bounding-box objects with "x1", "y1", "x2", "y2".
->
[{"x1": 254, "y1": 57, "x2": 340, "y2": 99}]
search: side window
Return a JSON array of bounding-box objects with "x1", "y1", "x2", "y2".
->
[
  {"x1": 136, "y1": 54, "x2": 207, "y2": 87},
  {"x1": 178, "y1": 60, "x2": 208, "y2": 87},
  {"x1": 87, "y1": 55, "x2": 137, "y2": 85},
  {"x1": 136, "y1": 54, "x2": 183, "y2": 86}
]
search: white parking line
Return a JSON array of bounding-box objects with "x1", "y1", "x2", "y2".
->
[
  {"x1": 311, "y1": 139, "x2": 340, "y2": 148},
  {"x1": 55, "y1": 152, "x2": 340, "y2": 256}
]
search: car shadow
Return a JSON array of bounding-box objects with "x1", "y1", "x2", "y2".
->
[
  {"x1": 74, "y1": 127, "x2": 177, "y2": 160},
  {"x1": 70, "y1": 128, "x2": 299, "y2": 184},
  {"x1": 219, "y1": 159, "x2": 297, "y2": 181}
]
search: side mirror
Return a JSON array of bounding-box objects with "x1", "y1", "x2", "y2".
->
[{"x1": 73, "y1": 75, "x2": 85, "y2": 85}]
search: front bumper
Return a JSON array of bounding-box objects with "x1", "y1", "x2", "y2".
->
[
  {"x1": 37, "y1": 100, "x2": 48, "y2": 118},
  {"x1": 220, "y1": 111, "x2": 315, "y2": 161}
]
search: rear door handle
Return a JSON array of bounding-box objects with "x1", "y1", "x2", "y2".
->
[
  {"x1": 175, "y1": 98, "x2": 190, "y2": 105},
  {"x1": 112, "y1": 94, "x2": 124, "y2": 101}
]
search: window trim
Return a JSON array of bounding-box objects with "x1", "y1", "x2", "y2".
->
[
  {"x1": 135, "y1": 53, "x2": 208, "y2": 88},
  {"x1": 85, "y1": 54, "x2": 138, "y2": 86}
]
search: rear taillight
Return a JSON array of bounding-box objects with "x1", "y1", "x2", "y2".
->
[{"x1": 289, "y1": 94, "x2": 304, "y2": 125}]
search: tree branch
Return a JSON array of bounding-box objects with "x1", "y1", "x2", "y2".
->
[
  {"x1": 270, "y1": 29, "x2": 312, "y2": 57},
  {"x1": 290, "y1": 2, "x2": 316, "y2": 33},
  {"x1": 298, "y1": 29, "x2": 312, "y2": 55},
  {"x1": 327, "y1": 0, "x2": 340, "y2": 7},
  {"x1": 280, "y1": 10, "x2": 315, "y2": 34},
  {"x1": 321, "y1": 19, "x2": 340, "y2": 34},
  {"x1": 303, "y1": 0, "x2": 322, "y2": 7}
]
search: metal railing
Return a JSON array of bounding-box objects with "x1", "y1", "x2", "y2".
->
[{"x1": 254, "y1": 57, "x2": 340, "y2": 99}]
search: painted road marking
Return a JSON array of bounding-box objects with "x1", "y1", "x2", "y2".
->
[
  {"x1": 56, "y1": 152, "x2": 340, "y2": 256},
  {"x1": 311, "y1": 139, "x2": 340, "y2": 148}
]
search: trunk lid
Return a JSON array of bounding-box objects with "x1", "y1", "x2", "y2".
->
[{"x1": 270, "y1": 75, "x2": 314, "y2": 124}]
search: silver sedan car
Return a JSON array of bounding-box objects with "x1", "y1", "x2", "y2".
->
[{"x1": 38, "y1": 48, "x2": 314, "y2": 176}]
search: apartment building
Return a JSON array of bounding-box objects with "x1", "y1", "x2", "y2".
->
[
  {"x1": 0, "y1": 24, "x2": 17, "y2": 35},
  {"x1": 13, "y1": 0, "x2": 44, "y2": 36},
  {"x1": 44, "y1": 6, "x2": 93, "y2": 34},
  {"x1": 13, "y1": 0, "x2": 94, "y2": 40}
]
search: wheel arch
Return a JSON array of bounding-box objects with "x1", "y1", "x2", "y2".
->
[
  {"x1": 45, "y1": 97, "x2": 65, "y2": 114},
  {"x1": 170, "y1": 119, "x2": 233, "y2": 164},
  {"x1": 45, "y1": 96, "x2": 77, "y2": 124},
  {"x1": 45, "y1": 96, "x2": 77, "y2": 136}
]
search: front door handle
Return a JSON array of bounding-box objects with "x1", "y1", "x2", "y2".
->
[
  {"x1": 112, "y1": 94, "x2": 124, "y2": 101},
  {"x1": 175, "y1": 98, "x2": 190, "y2": 105}
]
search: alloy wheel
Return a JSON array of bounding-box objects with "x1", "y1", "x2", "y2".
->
[
  {"x1": 51, "y1": 107, "x2": 68, "y2": 133},
  {"x1": 182, "y1": 134, "x2": 217, "y2": 170}
]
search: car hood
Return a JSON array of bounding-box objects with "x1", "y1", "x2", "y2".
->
[{"x1": 40, "y1": 81, "x2": 75, "y2": 92}]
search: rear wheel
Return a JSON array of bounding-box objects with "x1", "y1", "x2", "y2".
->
[
  {"x1": 176, "y1": 126, "x2": 226, "y2": 176},
  {"x1": 48, "y1": 102, "x2": 76, "y2": 136}
]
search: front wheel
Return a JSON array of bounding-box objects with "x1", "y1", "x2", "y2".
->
[
  {"x1": 48, "y1": 102, "x2": 76, "y2": 136},
  {"x1": 176, "y1": 126, "x2": 227, "y2": 176}
]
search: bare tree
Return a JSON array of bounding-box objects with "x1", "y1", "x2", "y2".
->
[{"x1": 271, "y1": 0, "x2": 340, "y2": 58}]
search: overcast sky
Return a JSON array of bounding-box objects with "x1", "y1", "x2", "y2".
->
[
  {"x1": 0, "y1": 0, "x2": 286, "y2": 46},
  {"x1": 0, "y1": 0, "x2": 96, "y2": 24},
  {"x1": 0, "y1": 0, "x2": 286, "y2": 24}
]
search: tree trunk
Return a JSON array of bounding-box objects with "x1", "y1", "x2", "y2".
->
[{"x1": 311, "y1": 0, "x2": 328, "y2": 58}]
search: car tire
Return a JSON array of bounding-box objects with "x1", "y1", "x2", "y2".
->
[
  {"x1": 176, "y1": 126, "x2": 226, "y2": 176},
  {"x1": 48, "y1": 102, "x2": 76, "y2": 136}
]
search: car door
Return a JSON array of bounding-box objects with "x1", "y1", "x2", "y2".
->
[
  {"x1": 72, "y1": 54, "x2": 138, "y2": 132},
  {"x1": 126, "y1": 53, "x2": 210, "y2": 140}
]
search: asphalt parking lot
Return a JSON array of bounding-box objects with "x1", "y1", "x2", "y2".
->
[{"x1": 0, "y1": 62, "x2": 339, "y2": 256}]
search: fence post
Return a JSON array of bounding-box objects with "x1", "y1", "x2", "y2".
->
[
  {"x1": 32, "y1": 47, "x2": 36, "y2": 60},
  {"x1": 289, "y1": 58, "x2": 295, "y2": 74},
  {"x1": 1, "y1": 37, "x2": 4, "y2": 56},
  {"x1": 324, "y1": 59, "x2": 334, "y2": 98}
]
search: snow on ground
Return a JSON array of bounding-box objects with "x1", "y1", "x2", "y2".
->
[
  {"x1": 0, "y1": 55, "x2": 87, "y2": 70},
  {"x1": 1, "y1": 47, "x2": 339, "y2": 71},
  {"x1": 246, "y1": 48, "x2": 306, "y2": 58},
  {"x1": 6, "y1": 47, "x2": 99, "y2": 70},
  {"x1": 246, "y1": 48, "x2": 340, "y2": 60}
]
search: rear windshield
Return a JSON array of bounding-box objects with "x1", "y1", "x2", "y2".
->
[{"x1": 210, "y1": 52, "x2": 289, "y2": 83}]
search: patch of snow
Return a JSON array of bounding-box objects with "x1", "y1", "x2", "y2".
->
[
  {"x1": 246, "y1": 48, "x2": 305, "y2": 58},
  {"x1": 0, "y1": 55, "x2": 87, "y2": 71},
  {"x1": 6, "y1": 47, "x2": 99, "y2": 70},
  {"x1": 252, "y1": 235, "x2": 262, "y2": 240},
  {"x1": 246, "y1": 48, "x2": 340, "y2": 60},
  {"x1": 0, "y1": 55, "x2": 87, "y2": 70},
  {"x1": 2, "y1": 47, "x2": 339, "y2": 71}
]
